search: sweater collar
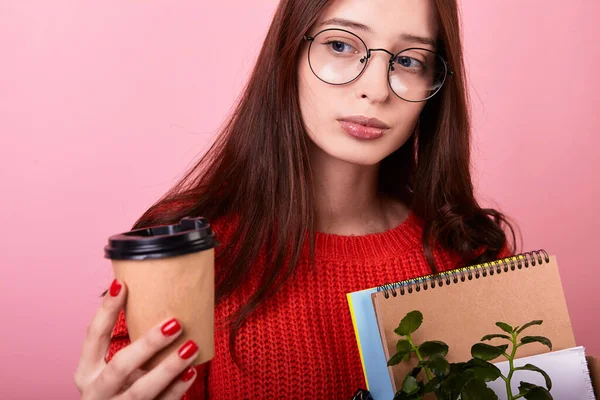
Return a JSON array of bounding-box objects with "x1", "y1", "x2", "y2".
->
[{"x1": 311, "y1": 212, "x2": 422, "y2": 263}]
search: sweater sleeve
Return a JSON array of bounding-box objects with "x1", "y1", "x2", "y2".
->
[{"x1": 105, "y1": 310, "x2": 208, "y2": 399}]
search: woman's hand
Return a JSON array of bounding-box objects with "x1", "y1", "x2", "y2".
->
[{"x1": 73, "y1": 279, "x2": 199, "y2": 399}]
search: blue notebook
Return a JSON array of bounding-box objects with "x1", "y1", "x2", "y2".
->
[{"x1": 347, "y1": 286, "x2": 395, "y2": 399}]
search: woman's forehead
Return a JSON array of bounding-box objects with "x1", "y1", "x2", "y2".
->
[{"x1": 316, "y1": 0, "x2": 439, "y2": 46}]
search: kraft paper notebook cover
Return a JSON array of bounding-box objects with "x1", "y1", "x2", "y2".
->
[{"x1": 370, "y1": 250, "x2": 577, "y2": 394}]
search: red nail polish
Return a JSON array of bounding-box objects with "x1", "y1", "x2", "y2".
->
[
  {"x1": 179, "y1": 367, "x2": 196, "y2": 382},
  {"x1": 161, "y1": 318, "x2": 181, "y2": 336},
  {"x1": 109, "y1": 279, "x2": 122, "y2": 297},
  {"x1": 178, "y1": 340, "x2": 198, "y2": 360}
]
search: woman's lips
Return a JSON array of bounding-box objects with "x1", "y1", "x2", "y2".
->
[{"x1": 338, "y1": 120, "x2": 387, "y2": 140}]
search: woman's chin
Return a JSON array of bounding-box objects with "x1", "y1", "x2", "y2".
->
[
  {"x1": 307, "y1": 136, "x2": 392, "y2": 167},
  {"x1": 326, "y1": 149, "x2": 386, "y2": 167}
]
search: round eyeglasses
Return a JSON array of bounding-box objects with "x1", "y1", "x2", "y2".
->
[{"x1": 303, "y1": 28, "x2": 453, "y2": 103}]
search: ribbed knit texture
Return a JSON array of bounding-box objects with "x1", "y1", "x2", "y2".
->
[{"x1": 105, "y1": 213, "x2": 498, "y2": 399}]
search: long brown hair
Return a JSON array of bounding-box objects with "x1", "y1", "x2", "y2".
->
[{"x1": 121, "y1": 0, "x2": 516, "y2": 365}]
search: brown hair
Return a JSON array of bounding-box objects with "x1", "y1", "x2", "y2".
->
[{"x1": 119, "y1": 0, "x2": 516, "y2": 365}]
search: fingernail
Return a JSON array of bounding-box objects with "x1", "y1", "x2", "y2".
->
[
  {"x1": 109, "y1": 279, "x2": 122, "y2": 297},
  {"x1": 161, "y1": 318, "x2": 181, "y2": 336},
  {"x1": 178, "y1": 340, "x2": 198, "y2": 360},
  {"x1": 179, "y1": 367, "x2": 196, "y2": 382}
]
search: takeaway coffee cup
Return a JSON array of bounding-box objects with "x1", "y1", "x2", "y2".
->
[{"x1": 104, "y1": 216, "x2": 217, "y2": 369}]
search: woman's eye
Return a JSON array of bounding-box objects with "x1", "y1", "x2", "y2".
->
[
  {"x1": 396, "y1": 56, "x2": 424, "y2": 69},
  {"x1": 326, "y1": 41, "x2": 354, "y2": 54}
]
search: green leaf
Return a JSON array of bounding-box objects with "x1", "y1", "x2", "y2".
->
[
  {"x1": 481, "y1": 334, "x2": 510, "y2": 341},
  {"x1": 388, "y1": 351, "x2": 411, "y2": 366},
  {"x1": 515, "y1": 364, "x2": 552, "y2": 390},
  {"x1": 516, "y1": 320, "x2": 543, "y2": 334},
  {"x1": 461, "y1": 378, "x2": 499, "y2": 400},
  {"x1": 424, "y1": 375, "x2": 444, "y2": 393},
  {"x1": 392, "y1": 391, "x2": 407, "y2": 400},
  {"x1": 409, "y1": 366, "x2": 422, "y2": 378},
  {"x1": 520, "y1": 336, "x2": 553, "y2": 351},
  {"x1": 393, "y1": 390, "x2": 418, "y2": 400},
  {"x1": 495, "y1": 322, "x2": 514, "y2": 333},
  {"x1": 395, "y1": 311, "x2": 423, "y2": 336},
  {"x1": 464, "y1": 358, "x2": 502, "y2": 382},
  {"x1": 394, "y1": 382, "x2": 425, "y2": 400},
  {"x1": 440, "y1": 369, "x2": 474, "y2": 400},
  {"x1": 396, "y1": 339, "x2": 412, "y2": 352},
  {"x1": 419, "y1": 355, "x2": 450, "y2": 376},
  {"x1": 519, "y1": 382, "x2": 553, "y2": 400},
  {"x1": 449, "y1": 362, "x2": 467, "y2": 375},
  {"x1": 519, "y1": 382, "x2": 537, "y2": 391},
  {"x1": 471, "y1": 343, "x2": 509, "y2": 361},
  {"x1": 402, "y1": 374, "x2": 419, "y2": 395},
  {"x1": 418, "y1": 341, "x2": 449, "y2": 358}
]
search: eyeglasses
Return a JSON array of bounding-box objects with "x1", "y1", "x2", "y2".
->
[{"x1": 303, "y1": 28, "x2": 453, "y2": 103}]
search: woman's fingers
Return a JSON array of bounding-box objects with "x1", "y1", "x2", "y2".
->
[
  {"x1": 155, "y1": 367, "x2": 198, "y2": 400},
  {"x1": 117, "y1": 340, "x2": 200, "y2": 400},
  {"x1": 75, "y1": 279, "x2": 126, "y2": 390},
  {"x1": 75, "y1": 278, "x2": 202, "y2": 400},
  {"x1": 88, "y1": 317, "x2": 185, "y2": 399},
  {"x1": 121, "y1": 368, "x2": 148, "y2": 392}
]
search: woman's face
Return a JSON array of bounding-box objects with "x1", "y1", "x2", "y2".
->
[{"x1": 298, "y1": 0, "x2": 439, "y2": 166}]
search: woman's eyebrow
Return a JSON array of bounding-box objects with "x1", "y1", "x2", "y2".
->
[
  {"x1": 400, "y1": 33, "x2": 437, "y2": 49},
  {"x1": 317, "y1": 17, "x2": 437, "y2": 49},
  {"x1": 318, "y1": 17, "x2": 374, "y2": 33}
]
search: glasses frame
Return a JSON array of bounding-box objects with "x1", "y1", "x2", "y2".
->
[{"x1": 303, "y1": 28, "x2": 454, "y2": 103}]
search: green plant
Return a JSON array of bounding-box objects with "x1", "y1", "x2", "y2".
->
[{"x1": 388, "y1": 311, "x2": 553, "y2": 400}]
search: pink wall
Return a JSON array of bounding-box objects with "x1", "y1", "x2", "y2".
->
[{"x1": 1, "y1": 1, "x2": 598, "y2": 398}]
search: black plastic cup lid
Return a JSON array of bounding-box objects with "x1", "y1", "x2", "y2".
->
[{"x1": 104, "y1": 216, "x2": 217, "y2": 260}]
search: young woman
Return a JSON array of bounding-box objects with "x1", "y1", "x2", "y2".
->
[{"x1": 74, "y1": 0, "x2": 515, "y2": 398}]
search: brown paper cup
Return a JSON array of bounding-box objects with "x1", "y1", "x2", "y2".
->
[
  {"x1": 112, "y1": 249, "x2": 214, "y2": 369},
  {"x1": 105, "y1": 217, "x2": 217, "y2": 370}
]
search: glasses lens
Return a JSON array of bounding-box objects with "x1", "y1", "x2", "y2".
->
[
  {"x1": 389, "y1": 49, "x2": 447, "y2": 102},
  {"x1": 308, "y1": 29, "x2": 368, "y2": 85}
]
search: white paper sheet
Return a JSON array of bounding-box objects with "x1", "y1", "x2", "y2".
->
[{"x1": 488, "y1": 346, "x2": 595, "y2": 400}]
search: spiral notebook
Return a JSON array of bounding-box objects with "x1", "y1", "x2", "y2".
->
[
  {"x1": 372, "y1": 250, "x2": 578, "y2": 393},
  {"x1": 347, "y1": 250, "x2": 590, "y2": 399}
]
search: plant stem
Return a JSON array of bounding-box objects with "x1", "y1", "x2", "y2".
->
[
  {"x1": 505, "y1": 332, "x2": 518, "y2": 400},
  {"x1": 408, "y1": 334, "x2": 433, "y2": 380}
]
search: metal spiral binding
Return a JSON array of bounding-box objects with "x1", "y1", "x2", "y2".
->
[{"x1": 377, "y1": 249, "x2": 550, "y2": 299}]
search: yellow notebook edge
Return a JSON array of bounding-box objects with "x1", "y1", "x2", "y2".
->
[{"x1": 346, "y1": 292, "x2": 370, "y2": 389}]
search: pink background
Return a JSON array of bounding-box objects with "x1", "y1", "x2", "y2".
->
[{"x1": 1, "y1": 1, "x2": 598, "y2": 398}]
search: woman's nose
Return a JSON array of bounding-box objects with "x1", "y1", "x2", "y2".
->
[{"x1": 355, "y1": 52, "x2": 392, "y2": 103}]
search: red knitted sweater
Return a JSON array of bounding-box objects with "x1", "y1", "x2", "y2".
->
[{"x1": 105, "y1": 213, "x2": 507, "y2": 399}]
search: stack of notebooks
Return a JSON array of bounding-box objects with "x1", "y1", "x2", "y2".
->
[{"x1": 347, "y1": 250, "x2": 598, "y2": 399}]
